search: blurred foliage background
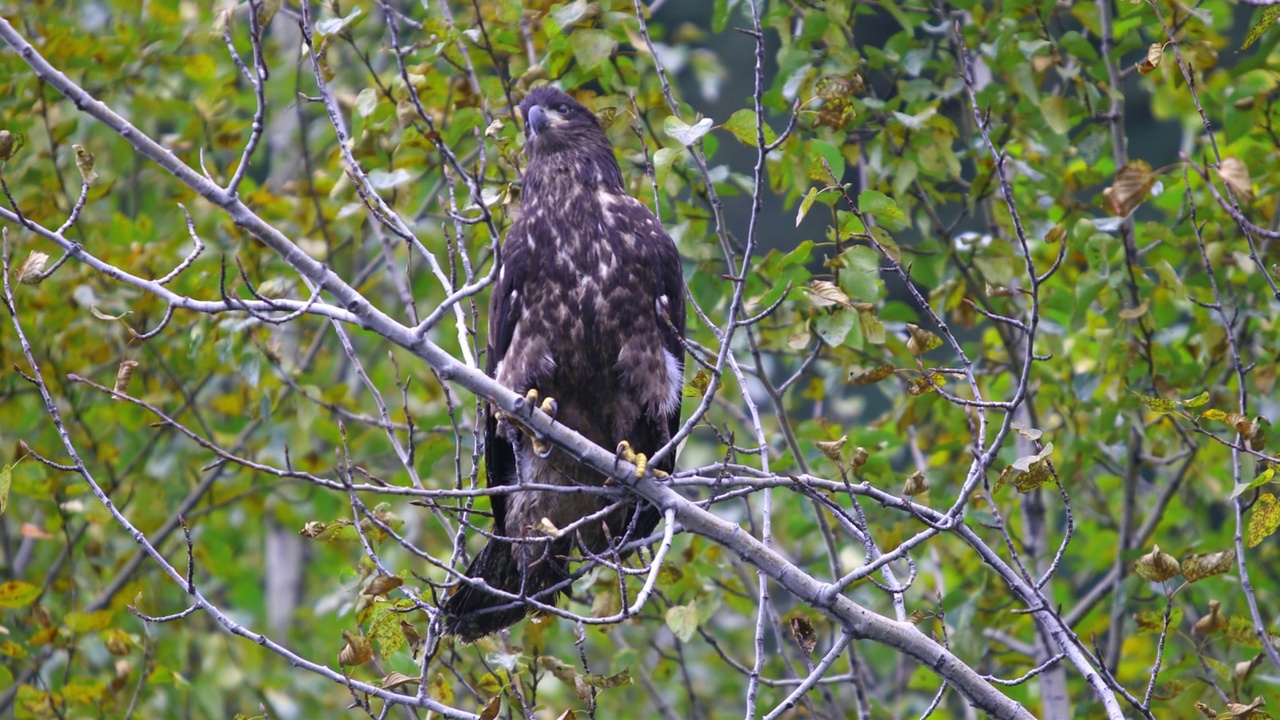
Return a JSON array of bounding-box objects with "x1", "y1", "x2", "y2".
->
[{"x1": 1, "y1": 0, "x2": 1280, "y2": 718}]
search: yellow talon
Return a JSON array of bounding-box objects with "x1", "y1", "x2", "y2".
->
[
  {"x1": 539, "y1": 396, "x2": 558, "y2": 418},
  {"x1": 616, "y1": 440, "x2": 659, "y2": 479},
  {"x1": 506, "y1": 389, "x2": 556, "y2": 457}
]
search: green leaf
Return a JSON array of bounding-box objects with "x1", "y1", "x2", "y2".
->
[
  {"x1": 1232, "y1": 465, "x2": 1276, "y2": 500},
  {"x1": 805, "y1": 139, "x2": 844, "y2": 181},
  {"x1": 711, "y1": 0, "x2": 740, "y2": 32},
  {"x1": 664, "y1": 116, "x2": 715, "y2": 147},
  {"x1": 837, "y1": 245, "x2": 882, "y2": 302},
  {"x1": 869, "y1": 227, "x2": 902, "y2": 264},
  {"x1": 858, "y1": 309, "x2": 886, "y2": 344},
  {"x1": 368, "y1": 168, "x2": 413, "y2": 190},
  {"x1": 652, "y1": 147, "x2": 677, "y2": 188},
  {"x1": 813, "y1": 309, "x2": 855, "y2": 347},
  {"x1": 0, "y1": 464, "x2": 9, "y2": 515},
  {"x1": 355, "y1": 88, "x2": 378, "y2": 118},
  {"x1": 316, "y1": 6, "x2": 363, "y2": 35},
  {"x1": 1182, "y1": 391, "x2": 1210, "y2": 408},
  {"x1": 1039, "y1": 96, "x2": 1071, "y2": 135},
  {"x1": 665, "y1": 602, "x2": 698, "y2": 642},
  {"x1": 857, "y1": 190, "x2": 908, "y2": 231},
  {"x1": 368, "y1": 601, "x2": 406, "y2": 658},
  {"x1": 572, "y1": 29, "x2": 616, "y2": 69},
  {"x1": 551, "y1": 0, "x2": 591, "y2": 26},
  {"x1": 779, "y1": 240, "x2": 815, "y2": 268},
  {"x1": 183, "y1": 54, "x2": 218, "y2": 83},
  {"x1": 1133, "y1": 606, "x2": 1182, "y2": 634},
  {"x1": 796, "y1": 186, "x2": 819, "y2": 227},
  {"x1": 722, "y1": 109, "x2": 777, "y2": 147}
]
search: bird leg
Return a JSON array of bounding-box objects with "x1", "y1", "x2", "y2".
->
[
  {"x1": 497, "y1": 389, "x2": 558, "y2": 458},
  {"x1": 615, "y1": 440, "x2": 667, "y2": 479}
]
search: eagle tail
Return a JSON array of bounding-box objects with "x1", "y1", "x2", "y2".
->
[{"x1": 443, "y1": 537, "x2": 567, "y2": 643}]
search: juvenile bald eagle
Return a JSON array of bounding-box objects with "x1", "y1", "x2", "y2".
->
[{"x1": 443, "y1": 87, "x2": 686, "y2": 642}]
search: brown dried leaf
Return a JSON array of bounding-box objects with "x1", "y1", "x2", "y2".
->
[
  {"x1": 400, "y1": 620, "x2": 423, "y2": 658},
  {"x1": 1133, "y1": 544, "x2": 1181, "y2": 582},
  {"x1": 582, "y1": 668, "x2": 632, "y2": 690},
  {"x1": 73, "y1": 144, "x2": 98, "y2": 185},
  {"x1": 299, "y1": 521, "x2": 328, "y2": 538},
  {"x1": 1220, "y1": 696, "x2": 1266, "y2": 720},
  {"x1": 380, "y1": 671, "x2": 419, "y2": 690},
  {"x1": 338, "y1": 630, "x2": 373, "y2": 666},
  {"x1": 479, "y1": 696, "x2": 502, "y2": 720},
  {"x1": 1104, "y1": 159, "x2": 1155, "y2": 217},
  {"x1": 1234, "y1": 655, "x2": 1264, "y2": 684},
  {"x1": 905, "y1": 323, "x2": 942, "y2": 355},
  {"x1": 0, "y1": 130, "x2": 18, "y2": 160},
  {"x1": 903, "y1": 471, "x2": 929, "y2": 496},
  {"x1": 1194, "y1": 600, "x2": 1224, "y2": 634},
  {"x1": 1011, "y1": 423, "x2": 1043, "y2": 441},
  {"x1": 363, "y1": 574, "x2": 403, "y2": 597},
  {"x1": 1218, "y1": 157, "x2": 1253, "y2": 202},
  {"x1": 1247, "y1": 417, "x2": 1269, "y2": 452},
  {"x1": 1117, "y1": 301, "x2": 1148, "y2": 320},
  {"x1": 1182, "y1": 549, "x2": 1235, "y2": 583},
  {"x1": 848, "y1": 364, "x2": 896, "y2": 385},
  {"x1": 14, "y1": 251, "x2": 49, "y2": 285},
  {"x1": 807, "y1": 280, "x2": 851, "y2": 308},
  {"x1": 112, "y1": 360, "x2": 139, "y2": 399},
  {"x1": 1136, "y1": 43, "x2": 1163, "y2": 74},
  {"x1": 851, "y1": 446, "x2": 869, "y2": 468},
  {"x1": 1177, "y1": 545, "x2": 1228, "y2": 579},
  {"x1": 815, "y1": 436, "x2": 847, "y2": 461},
  {"x1": 789, "y1": 616, "x2": 817, "y2": 655}
]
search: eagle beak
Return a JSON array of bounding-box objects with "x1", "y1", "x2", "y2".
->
[{"x1": 526, "y1": 105, "x2": 561, "y2": 137}]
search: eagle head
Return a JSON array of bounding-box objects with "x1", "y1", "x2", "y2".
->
[{"x1": 519, "y1": 87, "x2": 607, "y2": 158}]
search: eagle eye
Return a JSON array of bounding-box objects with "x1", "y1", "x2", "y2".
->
[{"x1": 556, "y1": 103, "x2": 570, "y2": 114}]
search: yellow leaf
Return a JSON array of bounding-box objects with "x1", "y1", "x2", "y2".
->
[{"x1": 1246, "y1": 493, "x2": 1280, "y2": 549}]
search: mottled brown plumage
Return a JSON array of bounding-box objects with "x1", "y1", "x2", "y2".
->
[{"x1": 442, "y1": 87, "x2": 686, "y2": 642}]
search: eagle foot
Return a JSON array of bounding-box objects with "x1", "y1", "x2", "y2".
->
[
  {"x1": 522, "y1": 389, "x2": 559, "y2": 419},
  {"x1": 499, "y1": 389, "x2": 558, "y2": 458},
  {"x1": 616, "y1": 441, "x2": 668, "y2": 479}
]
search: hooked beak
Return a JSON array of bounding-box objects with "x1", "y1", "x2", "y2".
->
[{"x1": 525, "y1": 105, "x2": 561, "y2": 137}]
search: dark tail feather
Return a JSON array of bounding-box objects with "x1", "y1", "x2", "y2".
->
[{"x1": 443, "y1": 538, "x2": 567, "y2": 643}]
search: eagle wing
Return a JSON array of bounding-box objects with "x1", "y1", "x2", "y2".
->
[
  {"x1": 629, "y1": 198, "x2": 686, "y2": 471},
  {"x1": 482, "y1": 225, "x2": 531, "y2": 538}
]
